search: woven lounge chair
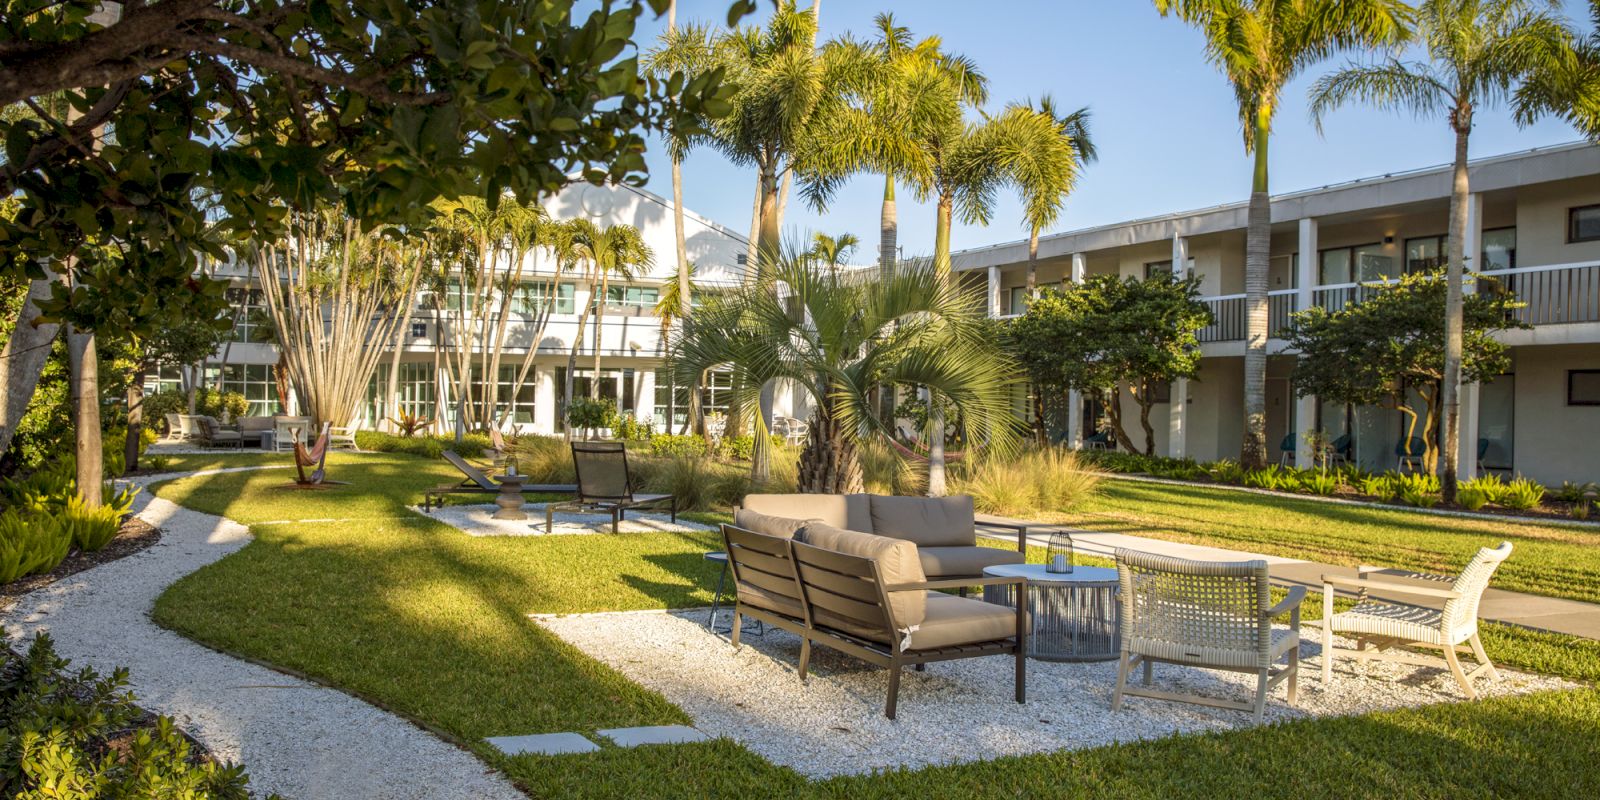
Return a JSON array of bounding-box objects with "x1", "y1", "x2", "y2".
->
[
  {"x1": 1112, "y1": 549, "x2": 1305, "y2": 722},
  {"x1": 273, "y1": 416, "x2": 311, "y2": 452},
  {"x1": 545, "y1": 441, "x2": 674, "y2": 534},
  {"x1": 1320, "y1": 542, "x2": 1512, "y2": 699},
  {"x1": 163, "y1": 413, "x2": 185, "y2": 442},
  {"x1": 420, "y1": 450, "x2": 575, "y2": 511}
]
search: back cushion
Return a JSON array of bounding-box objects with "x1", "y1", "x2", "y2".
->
[
  {"x1": 733, "y1": 508, "x2": 816, "y2": 540},
  {"x1": 869, "y1": 495, "x2": 977, "y2": 548},
  {"x1": 741, "y1": 494, "x2": 872, "y2": 532},
  {"x1": 796, "y1": 523, "x2": 926, "y2": 634}
]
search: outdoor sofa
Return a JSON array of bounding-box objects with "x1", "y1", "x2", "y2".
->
[
  {"x1": 737, "y1": 493, "x2": 1030, "y2": 585},
  {"x1": 721, "y1": 521, "x2": 1027, "y2": 719}
]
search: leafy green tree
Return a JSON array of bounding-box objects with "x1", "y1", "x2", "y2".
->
[
  {"x1": 806, "y1": 231, "x2": 859, "y2": 272},
  {"x1": 122, "y1": 316, "x2": 232, "y2": 470},
  {"x1": 670, "y1": 248, "x2": 1020, "y2": 492},
  {"x1": 1515, "y1": 0, "x2": 1600, "y2": 137},
  {"x1": 1154, "y1": 0, "x2": 1410, "y2": 469},
  {"x1": 1007, "y1": 97, "x2": 1096, "y2": 299},
  {"x1": 1007, "y1": 273, "x2": 1213, "y2": 454},
  {"x1": 1310, "y1": 0, "x2": 1578, "y2": 501},
  {"x1": 1285, "y1": 271, "x2": 1526, "y2": 475}
]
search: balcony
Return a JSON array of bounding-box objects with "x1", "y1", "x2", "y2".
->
[{"x1": 1197, "y1": 290, "x2": 1296, "y2": 343}]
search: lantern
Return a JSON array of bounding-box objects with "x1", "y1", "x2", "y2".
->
[{"x1": 1046, "y1": 531, "x2": 1074, "y2": 574}]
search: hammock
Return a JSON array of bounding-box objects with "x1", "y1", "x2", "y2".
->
[
  {"x1": 884, "y1": 433, "x2": 968, "y2": 464},
  {"x1": 292, "y1": 422, "x2": 332, "y2": 485}
]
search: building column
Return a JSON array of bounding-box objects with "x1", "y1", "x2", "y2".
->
[
  {"x1": 986, "y1": 265, "x2": 1001, "y2": 317},
  {"x1": 1066, "y1": 390, "x2": 1083, "y2": 449},
  {"x1": 1169, "y1": 238, "x2": 1188, "y2": 459},
  {"x1": 1070, "y1": 252, "x2": 1086, "y2": 284},
  {"x1": 1458, "y1": 193, "x2": 1483, "y2": 478},
  {"x1": 1294, "y1": 217, "x2": 1318, "y2": 469},
  {"x1": 534, "y1": 365, "x2": 557, "y2": 436}
]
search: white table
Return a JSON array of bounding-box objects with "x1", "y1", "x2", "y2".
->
[{"x1": 981, "y1": 563, "x2": 1121, "y2": 662}]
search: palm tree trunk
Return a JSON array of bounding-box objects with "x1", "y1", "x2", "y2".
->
[
  {"x1": 1240, "y1": 103, "x2": 1272, "y2": 469},
  {"x1": 880, "y1": 173, "x2": 897, "y2": 274},
  {"x1": 591, "y1": 272, "x2": 608, "y2": 401},
  {"x1": 68, "y1": 325, "x2": 103, "y2": 504},
  {"x1": 565, "y1": 268, "x2": 596, "y2": 437},
  {"x1": 1441, "y1": 118, "x2": 1471, "y2": 500},
  {"x1": 757, "y1": 167, "x2": 782, "y2": 272},
  {"x1": 798, "y1": 396, "x2": 863, "y2": 493},
  {"x1": 927, "y1": 192, "x2": 955, "y2": 497},
  {"x1": 0, "y1": 274, "x2": 59, "y2": 459},
  {"x1": 1026, "y1": 225, "x2": 1041, "y2": 297},
  {"x1": 125, "y1": 363, "x2": 145, "y2": 472}
]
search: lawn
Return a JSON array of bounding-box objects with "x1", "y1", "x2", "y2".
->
[
  {"x1": 146, "y1": 452, "x2": 1600, "y2": 798},
  {"x1": 1060, "y1": 478, "x2": 1600, "y2": 604}
]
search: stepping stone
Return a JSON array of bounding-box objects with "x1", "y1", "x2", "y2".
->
[
  {"x1": 485, "y1": 732, "x2": 599, "y2": 756},
  {"x1": 597, "y1": 725, "x2": 708, "y2": 748}
]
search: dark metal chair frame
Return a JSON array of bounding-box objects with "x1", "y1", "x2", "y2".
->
[
  {"x1": 721, "y1": 524, "x2": 1027, "y2": 720},
  {"x1": 421, "y1": 450, "x2": 575, "y2": 511},
  {"x1": 544, "y1": 441, "x2": 675, "y2": 533}
]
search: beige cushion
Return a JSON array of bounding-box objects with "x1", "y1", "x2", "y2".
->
[
  {"x1": 918, "y1": 546, "x2": 1024, "y2": 579},
  {"x1": 869, "y1": 495, "x2": 977, "y2": 548},
  {"x1": 795, "y1": 523, "x2": 927, "y2": 638},
  {"x1": 733, "y1": 508, "x2": 816, "y2": 540},
  {"x1": 736, "y1": 583, "x2": 804, "y2": 620},
  {"x1": 741, "y1": 494, "x2": 872, "y2": 532},
  {"x1": 909, "y1": 592, "x2": 1018, "y2": 650}
]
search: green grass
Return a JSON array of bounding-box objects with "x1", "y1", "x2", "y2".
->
[
  {"x1": 146, "y1": 454, "x2": 1600, "y2": 798},
  {"x1": 1060, "y1": 479, "x2": 1600, "y2": 604}
]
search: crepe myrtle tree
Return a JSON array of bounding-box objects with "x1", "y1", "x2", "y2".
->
[
  {"x1": 0, "y1": 0, "x2": 737, "y2": 462},
  {"x1": 1285, "y1": 270, "x2": 1526, "y2": 475},
  {"x1": 1006, "y1": 272, "x2": 1213, "y2": 455}
]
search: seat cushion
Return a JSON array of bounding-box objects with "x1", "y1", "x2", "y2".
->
[
  {"x1": 795, "y1": 523, "x2": 927, "y2": 635},
  {"x1": 741, "y1": 494, "x2": 872, "y2": 533},
  {"x1": 907, "y1": 592, "x2": 1018, "y2": 651},
  {"x1": 1331, "y1": 602, "x2": 1447, "y2": 645},
  {"x1": 734, "y1": 508, "x2": 817, "y2": 540},
  {"x1": 736, "y1": 583, "x2": 804, "y2": 620},
  {"x1": 869, "y1": 495, "x2": 977, "y2": 548},
  {"x1": 917, "y1": 546, "x2": 1024, "y2": 579}
]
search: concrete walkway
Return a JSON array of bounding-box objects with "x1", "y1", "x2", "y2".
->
[
  {"x1": 3, "y1": 468, "x2": 523, "y2": 800},
  {"x1": 977, "y1": 518, "x2": 1600, "y2": 641}
]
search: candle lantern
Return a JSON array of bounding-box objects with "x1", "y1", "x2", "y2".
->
[{"x1": 1046, "y1": 531, "x2": 1074, "y2": 574}]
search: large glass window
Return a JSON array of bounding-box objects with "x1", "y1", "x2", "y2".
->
[
  {"x1": 142, "y1": 365, "x2": 185, "y2": 397},
  {"x1": 652, "y1": 367, "x2": 733, "y2": 431},
  {"x1": 1482, "y1": 227, "x2": 1516, "y2": 271},
  {"x1": 606, "y1": 285, "x2": 659, "y2": 308},
  {"x1": 205, "y1": 364, "x2": 280, "y2": 416},
  {"x1": 1143, "y1": 260, "x2": 1173, "y2": 280},
  {"x1": 555, "y1": 367, "x2": 638, "y2": 431},
  {"x1": 1007, "y1": 283, "x2": 1060, "y2": 314},
  {"x1": 511, "y1": 281, "x2": 575, "y2": 315},
  {"x1": 470, "y1": 364, "x2": 538, "y2": 424},
  {"x1": 1319, "y1": 243, "x2": 1392, "y2": 284},
  {"x1": 1404, "y1": 235, "x2": 1445, "y2": 273},
  {"x1": 366, "y1": 362, "x2": 441, "y2": 428},
  {"x1": 225, "y1": 288, "x2": 267, "y2": 343}
]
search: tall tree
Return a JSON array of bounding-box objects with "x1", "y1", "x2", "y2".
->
[
  {"x1": 1309, "y1": 0, "x2": 1576, "y2": 500},
  {"x1": 1515, "y1": 0, "x2": 1600, "y2": 137},
  {"x1": 1004, "y1": 97, "x2": 1096, "y2": 299},
  {"x1": 583, "y1": 224, "x2": 655, "y2": 401},
  {"x1": 1154, "y1": 0, "x2": 1410, "y2": 469},
  {"x1": 807, "y1": 231, "x2": 860, "y2": 273}
]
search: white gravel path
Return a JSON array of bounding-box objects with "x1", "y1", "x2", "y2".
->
[
  {"x1": 2, "y1": 468, "x2": 524, "y2": 800},
  {"x1": 421, "y1": 502, "x2": 715, "y2": 537},
  {"x1": 536, "y1": 608, "x2": 1577, "y2": 779}
]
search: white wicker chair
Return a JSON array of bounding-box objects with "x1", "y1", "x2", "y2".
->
[
  {"x1": 1112, "y1": 549, "x2": 1305, "y2": 722},
  {"x1": 1320, "y1": 542, "x2": 1512, "y2": 699}
]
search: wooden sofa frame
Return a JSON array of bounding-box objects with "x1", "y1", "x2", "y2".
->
[{"x1": 721, "y1": 523, "x2": 1027, "y2": 719}]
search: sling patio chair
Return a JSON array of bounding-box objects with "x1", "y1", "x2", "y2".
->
[
  {"x1": 1320, "y1": 542, "x2": 1512, "y2": 699},
  {"x1": 544, "y1": 441, "x2": 675, "y2": 534},
  {"x1": 420, "y1": 450, "x2": 575, "y2": 511},
  {"x1": 1111, "y1": 549, "x2": 1305, "y2": 722}
]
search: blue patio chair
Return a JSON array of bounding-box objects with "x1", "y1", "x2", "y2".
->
[
  {"x1": 1083, "y1": 429, "x2": 1114, "y2": 451},
  {"x1": 1278, "y1": 433, "x2": 1296, "y2": 467},
  {"x1": 1396, "y1": 437, "x2": 1426, "y2": 472}
]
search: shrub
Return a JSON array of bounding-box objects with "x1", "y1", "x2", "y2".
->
[
  {"x1": 1553, "y1": 481, "x2": 1600, "y2": 504},
  {"x1": 858, "y1": 438, "x2": 923, "y2": 496},
  {"x1": 1457, "y1": 485, "x2": 1491, "y2": 511},
  {"x1": 721, "y1": 434, "x2": 785, "y2": 462},
  {"x1": 609, "y1": 412, "x2": 654, "y2": 441},
  {"x1": 142, "y1": 390, "x2": 188, "y2": 431},
  {"x1": 1359, "y1": 473, "x2": 1397, "y2": 501},
  {"x1": 0, "y1": 511, "x2": 66, "y2": 584},
  {"x1": 146, "y1": 454, "x2": 172, "y2": 472},
  {"x1": 59, "y1": 486, "x2": 137, "y2": 553},
  {"x1": 1391, "y1": 473, "x2": 1441, "y2": 508},
  {"x1": 1301, "y1": 470, "x2": 1340, "y2": 496},
  {"x1": 1147, "y1": 457, "x2": 1207, "y2": 481},
  {"x1": 1242, "y1": 465, "x2": 1290, "y2": 491},
  {"x1": 509, "y1": 435, "x2": 577, "y2": 484},
  {"x1": 650, "y1": 456, "x2": 714, "y2": 512},
  {"x1": 1460, "y1": 474, "x2": 1506, "y2": 505},
  {"x1": 1500, "y1": 476, "x2": 1546, "y2": 511},
  {"x1": 192, "y1": 387, "x2": 249, "y2": 422},
  {"x1": 649, "y1": 434, "x2": 708, "y2": 459},
  {"x1": 565, "y1": 398, "x2": 614, "y2": 433},
  {"x1": 0, "y1": 631, "x2": 255, "y2": 797},
  {"x1": 389, "y1": 410, "x2": 433, "y2": 437},
  {"x1": 355, "y1": 431, "x2": 490, "y2": 459},
  {"x1": 958, "y1": 448, "x2": 1102, "y2": 517}
]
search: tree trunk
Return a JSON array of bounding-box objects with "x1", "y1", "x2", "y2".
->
[
  {"x1": 756, "y1": 167, "x2": 782, "y2": 274},
  {"x1": 797, "y1": 400, "x2": 863, "y2": 493},
  {"x1": 1105, "y1": 383, "x2": 1140, "y2": 454},
  {"x1": 744, "y1": 174, "x2": 762, "y2": 283},
  {"x1": 125, "y1": 364, "x2": 145, "y2": 473},
  {"x1": 1240, "y1": 102, "x2": 1272, "y2": 469},
  {"x1": 880, "y1": 173, "x2": 897, "y2": 274},
  {"x1": 0, "y1": 275, "x2": 60, "y2": 459},
  {"x1": 1135, "y1": 388, "x2": 1156, "y2": 455},
  {"x1": 68, "y1": 326, "x2": 103, "y2": 504},
  {"x1": 591, "y1": 271, "x2": 609, "y2": 401},
  {"x1": 1026, "y1": 225, "x2": 1041, "y2": 297},
  {"x1": 926, "y1": 193, "x2": 956, "y2": 496},
  {"x1": 1440, "y1": 117, "x2": 1471, "y2": 501},
  {"x1": 564, "y1": 268, "x2": 596, "y2": 438}
]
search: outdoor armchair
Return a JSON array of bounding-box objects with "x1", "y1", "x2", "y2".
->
[
  {"x1": 544, "y1": 441, "x2": 674, "y2": 533},
  {"x1": 194, "y1": 416, "x2": 243, "y2": 449},
  {"x1": 1320, "y1": 542, "x2": 1512, "y2": 699},
  {"x1": 163, "y1": 413, "x2": 185, "y2": 442},
  {"x1": 273, "y1": 417, "x2": 311, "y2": 452},
  {"x1": 1111, "y1": 549, "x2": 1304, "y2": 722}
]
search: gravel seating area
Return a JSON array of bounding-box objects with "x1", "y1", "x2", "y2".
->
[
  {"x1": 535, "y1": 608, "x2": 1575, "y2": 779},
  {"x1": 420, "y1": 502, "x2": 716, "y2": 537},
  {"x1": 2, "y1": 468, "x2": 523, "y2": 800}
]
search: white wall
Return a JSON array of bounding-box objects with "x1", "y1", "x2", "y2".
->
[{"x1": 1511, "y1": 343, "x2": 1600, "y2": 485}]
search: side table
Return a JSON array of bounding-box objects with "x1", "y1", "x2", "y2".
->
[
  {"x1": 492, "y1": 475, "x2": 528, "y2": 520},
  {"x1": 981, "y1": 563, "x2": 1120, "y2": 662}
]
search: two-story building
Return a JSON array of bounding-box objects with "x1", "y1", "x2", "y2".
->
[{"x1": 952, "y1": 141, "x2": 1600, "y2": 486}]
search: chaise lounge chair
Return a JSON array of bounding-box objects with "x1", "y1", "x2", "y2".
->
[
  {"x1": 544, "y1": 441, "x2": 674, "y2": 533},
  {"x1": 420, "y1": 450, "x2": 575, "y2": 511}
]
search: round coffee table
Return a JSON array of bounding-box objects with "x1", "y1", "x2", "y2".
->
[
  {"x1": 492, "y1": 475, "x2": 528, "y2": 520},
  {"x1": 981, "y1": 563, "x2": 1120, "y2": 662}
]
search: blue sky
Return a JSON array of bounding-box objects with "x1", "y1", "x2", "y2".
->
[{"x1": 630, "y1": 1, "x2": 1594, "y2": 259}]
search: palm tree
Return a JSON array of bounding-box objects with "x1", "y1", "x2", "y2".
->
[
  {"x1": 669, "y1": 246, "x2": 1020, "y2": 493},
  {"x1": 583, "y1": 223, "x2": 654, "y2": 400},
  {"x1": 1004, "y1": 96, "x2": 1096, "y2": 299},
  {"x1": 1309, "y1": 0, "x2": 1575, "y2": 501},
  {"x1": 807, "y1": 231, "x2": 859, "y2": 273},
  {"x1": 1154, "y1": 0, "x2": 1411, "y2": 470},
  {"x1": 1515, "y1": 0, "x2": 1600, "y2": 139}
]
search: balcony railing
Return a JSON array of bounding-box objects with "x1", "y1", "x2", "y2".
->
[
  {"x1": 1487, "y1": 261, "x2": 1600, "y2": 327},
  {"x1": 1197, "y1": 290, "x2": 1297, "y2": 343}
]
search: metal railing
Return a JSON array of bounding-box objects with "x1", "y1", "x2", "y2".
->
[
  {"x1": 1197, "y1": 290, "x2": 1297, "y2": 343},
  {"x1": 1311, "y1": 260, "x2": 1600, "y2": 326}
]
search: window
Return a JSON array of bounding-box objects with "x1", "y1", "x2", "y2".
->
[
  {"x1": 365, "y1": 362, "x2": 439, "y2": 426},
  {"x1": 511, "y1": 281, "x2": 575, "y2": 315},
  {"x1": 1570, "y1": 370, "x2": 1600, "y2": 406},
  {"x1": 606, "y1": 285, "x2": 660, "y2": 308},
  {"x1": 1319, "y1": 243, "x2": 1391, "y2": 284},
  {"x1": 652, "y1": 367, "x2": 733, "y2": 430},
  {"x1": 1143, "y1": 259, "x2": 1173, "y2": 280},
  {"x1": 411, "y1": 322, "x2": 428, "y2": 338},
  {"x1": 1570, "y1": 205, "x2": 1600, "y2": 243},
  {"x1": 205, "y1": 364, "x2": 280, "y2": 416},
  {"x1": 225, "y1": 288, "x2": 266, "y2": 343},
  {"x1": 1482, "y1": 227, "x2": 1516, "y2": 271},
  {"x1": 1142, "y1": 380, "x2": 1172, "y2": 404},
  {"x1": 555, "y1": 367, "x2": 637, "y2": 431},
  {"x1": 469, "y1": 364, "x2": 538, "y2": 424},
  {"x1": 142, "y1": 365, "x2": 184, "y2": 397},
  {"x1": 1007, "y1": 283, "x2": 1060, "y2": 314},
  {"x1": 1404, "y1": 235, "x2": 1445, "y2": 273}
]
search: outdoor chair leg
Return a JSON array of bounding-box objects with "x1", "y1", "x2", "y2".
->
[
  {"x1": 1015, "y1": 646, "x2": 1026, "y2": 703},
  {"x1": 545, "y1": 504, "x2": 555, "y2": 534},
  {"x1": 1469, "y1": 634, "x2": 1498, "y2": 680},
  {"x1": 1443, "y1": 644, "x2": 1477, "y2": 700},
  {"x1": 1111, "y1": 653, "x2": 1131, "y2": 711},
  {"x1": 798, "y1": 639, "x2": 811, "y2": 681},
  {"x1": 885, "y1": 661, "x2": 902, "y2": 720},
  {"x1": 670, "y1": 499, "x2": 677, "y2": 524},
  {"x1": 913, "y1": 662, "x2": 925, "y2": 672},
  {"x1": 1322, "y1": 591, "x2": 1336, "y2": 686},
  {"x1": 1286, "y1": 647, "x2": 1300, "y2": 705},
  {"x1": 731, "y1": 612, "x2": 742, "y2": 649},
  {"x1": 1252, "y1": 669, "x2": 1270, "y2": 722},
  {"x1": 612, "y1": 509, "x2": 620, "y2": 534},
  {"x1": 1142, "y1": 657, "x2": 1154, "y2": 686}
]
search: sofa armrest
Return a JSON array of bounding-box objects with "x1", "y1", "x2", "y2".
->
[
  {"x1": 978, "y1": 518, "x2": 1030, "y2": 553},
  {"x1": 882, "y1": 575, "x2": 1024, "y2": 592},
  {"x1": 1322, "y1": 574, "x2": 1461, "y2": 600}
]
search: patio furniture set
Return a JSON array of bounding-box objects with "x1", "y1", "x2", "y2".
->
[
  {"x1": 720, "y1": 493, "x2": 1514, "y2": 721},
  {"x1": 163, "y1": 413, "x2": 359, "y2": 452},
  {"x1": 420, "y1": 444, "x2": 673, "y2": 532}
]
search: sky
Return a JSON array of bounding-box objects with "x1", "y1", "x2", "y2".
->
[{"x1": 626, "y1": 0, "x2": 1596, "y2": 261}]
